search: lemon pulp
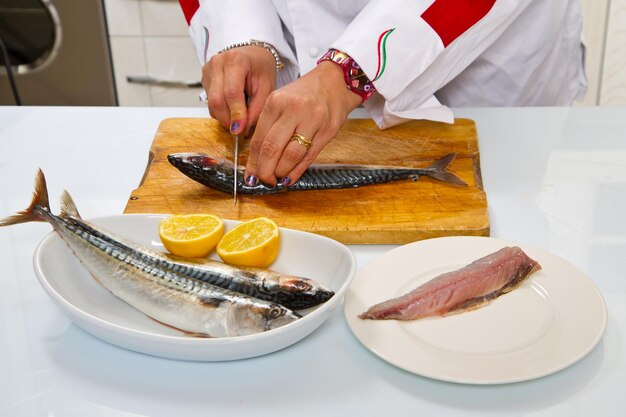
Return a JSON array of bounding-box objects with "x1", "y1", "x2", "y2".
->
[
  {"x1": 216, "y1": 217, "x2": 280, "y2": 268},
  {"x1": 158, "y1": 214, "x2": 224, "y2": 258}
]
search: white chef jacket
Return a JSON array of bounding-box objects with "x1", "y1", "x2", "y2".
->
[{"x1": 179, "y1": 0, "x2": 586, "y2": 129}]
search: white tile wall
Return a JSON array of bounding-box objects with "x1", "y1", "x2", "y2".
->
[
  {"x1": 104, "y1": 0, "x2": 204, "y2": 107},
  {"x1": 140, "y1": 0, "x2": 190, "y2": 36},
  {"x1": 144, "y1": 37, "x2": 200, "y2": 81},
  {"x1": 144, "y1": 37, "x2": 204, "y2": 106},
  {"x1": 104, "y1": 0, "x2": 142, "y2": 36},
  {"x1": 109, "y1": 37, "x2": 151, "y2": 106},
  {"x1": 150, "y1": 86, "x2": 205, "y2": 107}
]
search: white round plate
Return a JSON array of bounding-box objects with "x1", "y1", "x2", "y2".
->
[
  {"x1": 344, "y1": 236, "x2": 607, "y2": 384},
  {"x1": 33, "y1": 214, "x2": 356, "y2": 361}
]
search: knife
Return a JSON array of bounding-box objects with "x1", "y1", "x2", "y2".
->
[
  {"x1": 232, "y1": 94, "x2": 250, "y2": 205},
  {"x1": 233, "y1": 133, "x2": 240, "y2": 205}
]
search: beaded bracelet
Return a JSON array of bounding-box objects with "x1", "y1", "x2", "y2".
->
[{"x1": 218, "y1": 39, "x2": 285, "y2": 71}]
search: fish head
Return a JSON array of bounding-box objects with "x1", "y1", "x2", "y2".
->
[
  {"x1": 168, "y1": 152, "x2": 233, "y2": 174},
  {"x1": 227, "y1": 303, "x2": 300, "y2": 335},
  {"x1": 263, "y1": 304, "x2": 302, "y2": 330},
  {"x1": 277, "y1": 276, "x2": 335, "y2": 309},
  {"x1": 168, "y1": 153, "x2": 234, "y2": 193}
]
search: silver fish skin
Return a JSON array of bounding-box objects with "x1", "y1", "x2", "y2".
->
[
  {"x1": 0, "y1": 170, "x2": 299, "y2": 337},
  {"x1": 64, "y1": 215, "x2": 334, "y2": 310},
  {"x1": 167, "y1": 152, "x2": 467, "y2": 195}
]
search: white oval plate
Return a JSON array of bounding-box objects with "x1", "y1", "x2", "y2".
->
[
  {"x1": 33, "y1": 214, "x2": 356, "y2": 361},
  {"x1": 344, "y1": 236, "x2": 607, "y2": 384}
]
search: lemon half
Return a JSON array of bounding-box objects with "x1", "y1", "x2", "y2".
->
[
  {"x1": 216, "y1": 217, "x2": 280, "y2": 268},
  {"x1": 158, "y1": 214, "x2": 224, "y2": 258}
]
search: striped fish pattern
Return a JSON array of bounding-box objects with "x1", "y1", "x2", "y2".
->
[
  {"x1": 65, "y1": 217, "x2": 334, "y2": 310},
  {"x1": 0, "y1": 170, "x2": 302, "y2": 337},
  {"x1": 168, "y1": 152, "x2": 467, "y2": 195}
]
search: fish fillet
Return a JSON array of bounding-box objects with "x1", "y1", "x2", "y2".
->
[{"x1": 359, "y1": 246, "x2": 541, "y2": 320}]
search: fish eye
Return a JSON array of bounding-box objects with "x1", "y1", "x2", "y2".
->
[
  {"x1": 291, "y1": 281, "x2": 312, "y2": 292},
  {"x1": 267, "y1": 305, "x2": 285, "y2": 319}
]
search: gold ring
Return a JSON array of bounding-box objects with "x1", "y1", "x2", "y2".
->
[{"x1": 290, "y1": 133, "x2": 312, "y2": 150}]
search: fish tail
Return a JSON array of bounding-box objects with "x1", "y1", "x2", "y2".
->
[
  {"x1": 421, "y1": 153, "x2": 468, "y2": 186},
  {"x1": 59, "y1": 190, "x2": 83, "y2": 219},
  {"x1": 0, "y1": 169, "x2": 51, "y2": 227}
]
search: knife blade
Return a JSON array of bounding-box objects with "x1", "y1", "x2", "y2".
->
[
  {"x1": 233, "y1": 133, "x2": 240, "y2": 205},
  {"x1": 232, "y1": 93, "x2": 249, "y2": 205}
]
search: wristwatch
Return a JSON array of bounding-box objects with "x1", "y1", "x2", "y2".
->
[{"x1": 317, "y1": 49, "x2": 376, "y2": 102}]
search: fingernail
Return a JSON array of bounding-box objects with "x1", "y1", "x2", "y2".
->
[
  {"x1": 230, "y1": 120, "x2": 241, "y2": 134},
  {"x1": 245, "y1": 175, "x2": 257, "y2": 187},
  {"x1": 280, "y1": 176, "x2": 291, "y2": 186}
]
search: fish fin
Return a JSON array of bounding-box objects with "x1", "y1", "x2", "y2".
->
[
  {"x1": 0, "y1": 169, "x2": 50, "y2": 227},
  {"x1": 59, "y1": 190, "x2": 82, "y2": 219},
  {"x1": 148, "y1": 316, "x2": 212, "y2": 337},
  {"x1": 421, "y1": 153, "x2": 468, "y2": 186},
  {"x1": 199, "y1": 296, "x2": 225, "y2": 308},
  {"x1": 184, "y1": 332, "x2": 212, "y2": 338}
]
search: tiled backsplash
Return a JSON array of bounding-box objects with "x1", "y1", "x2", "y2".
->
[{"x1": 104, "y1": 0, "x2": 204, "y2": 107}]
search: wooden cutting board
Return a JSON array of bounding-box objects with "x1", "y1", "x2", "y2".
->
[{"x1": 124, "y1": 117, "x2": 489, "y2": 244}]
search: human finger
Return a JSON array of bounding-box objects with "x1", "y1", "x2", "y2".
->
[
  {"x1": 281, "y1": 133, "x2": 327, "y2": 186},
  {"x1": 243, "y1": 89, "x2": 283, "y2": 185},
  {"x1": 245, "y1": 109, "x2": 295, "y2": 186},
  {"x1": 251, "y1": 120, "x2": 297, "y2": 186},
  {"x1": 273, "y1": 129, "x2": 316, "y2": 183},
  {"x1": 200, "y1": 65, "x2": 213, "y2": 118},
  {"x1": 244, "y1": 83, "x2": 273, "y2": 137},
  {"x1": 203, "y1": 65, "x2": 230, "y2": 130},
  {"x1": 222, "y1": 63, "x2": 248, "y2": 134}
]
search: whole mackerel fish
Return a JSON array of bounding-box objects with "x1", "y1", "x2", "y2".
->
[
  {"x1": 360, "y1": 246, "x2": 542, "y2": 321},
  {"x1": 167, "y1": 152, "x2": 467, "y2": 195},
  {"x1": 0, "y1": 170, "x2": 300, "y2": 337},
  {"x1": 68, "y1": 217, "x2": 334, "y2": 310}
]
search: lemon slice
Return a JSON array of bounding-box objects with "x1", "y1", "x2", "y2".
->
[
  {"x1": 158, "y1": 214, "x2": 224, "y2": 258},
  {"x1": 216, "y1": 217, "x2": 280, "y2": 268}
]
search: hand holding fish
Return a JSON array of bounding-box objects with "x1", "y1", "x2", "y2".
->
[
  {"x1": 244, "y1": 61, "x2": 363, "y2": 187},
  {"x1": 202, "y1": 45, "x2": 276, "y2": 135}
]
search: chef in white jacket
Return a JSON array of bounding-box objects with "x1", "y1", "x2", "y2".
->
[{"x1": 179, "y1": 0, "x2": 586, "y2": 188}]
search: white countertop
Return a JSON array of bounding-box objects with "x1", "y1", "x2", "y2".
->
[{"x1": 0, "y1": 106, "x2": 624, "y2": 416}]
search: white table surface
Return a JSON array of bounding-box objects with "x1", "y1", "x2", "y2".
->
[{"x1": 0, "y1": 106, "x2": 624, "y2": 416}]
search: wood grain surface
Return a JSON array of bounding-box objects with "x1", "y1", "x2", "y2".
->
[{"x1": 124, "y1": 117, "x2": 489, "y2": 244}]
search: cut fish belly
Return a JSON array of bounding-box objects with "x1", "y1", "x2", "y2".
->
[{"x1": 359, "y1": 246, "x2": 541, "y2": 321}]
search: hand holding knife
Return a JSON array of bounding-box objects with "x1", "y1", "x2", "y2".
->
[
  {"x1": 200, "y1": 89, "x2": 248, "y2": 205},
  {"x1": 231, "y1": 93, "x2": 251, "y2": 205}
]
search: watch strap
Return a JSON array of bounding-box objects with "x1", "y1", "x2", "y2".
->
[{"x1": 317, "y1": 49, "x2": 376, "y2": 102}]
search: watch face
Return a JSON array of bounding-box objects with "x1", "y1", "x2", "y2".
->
[{"x1": 319, "y1": 49, "x2": 376, "y2": 101}]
